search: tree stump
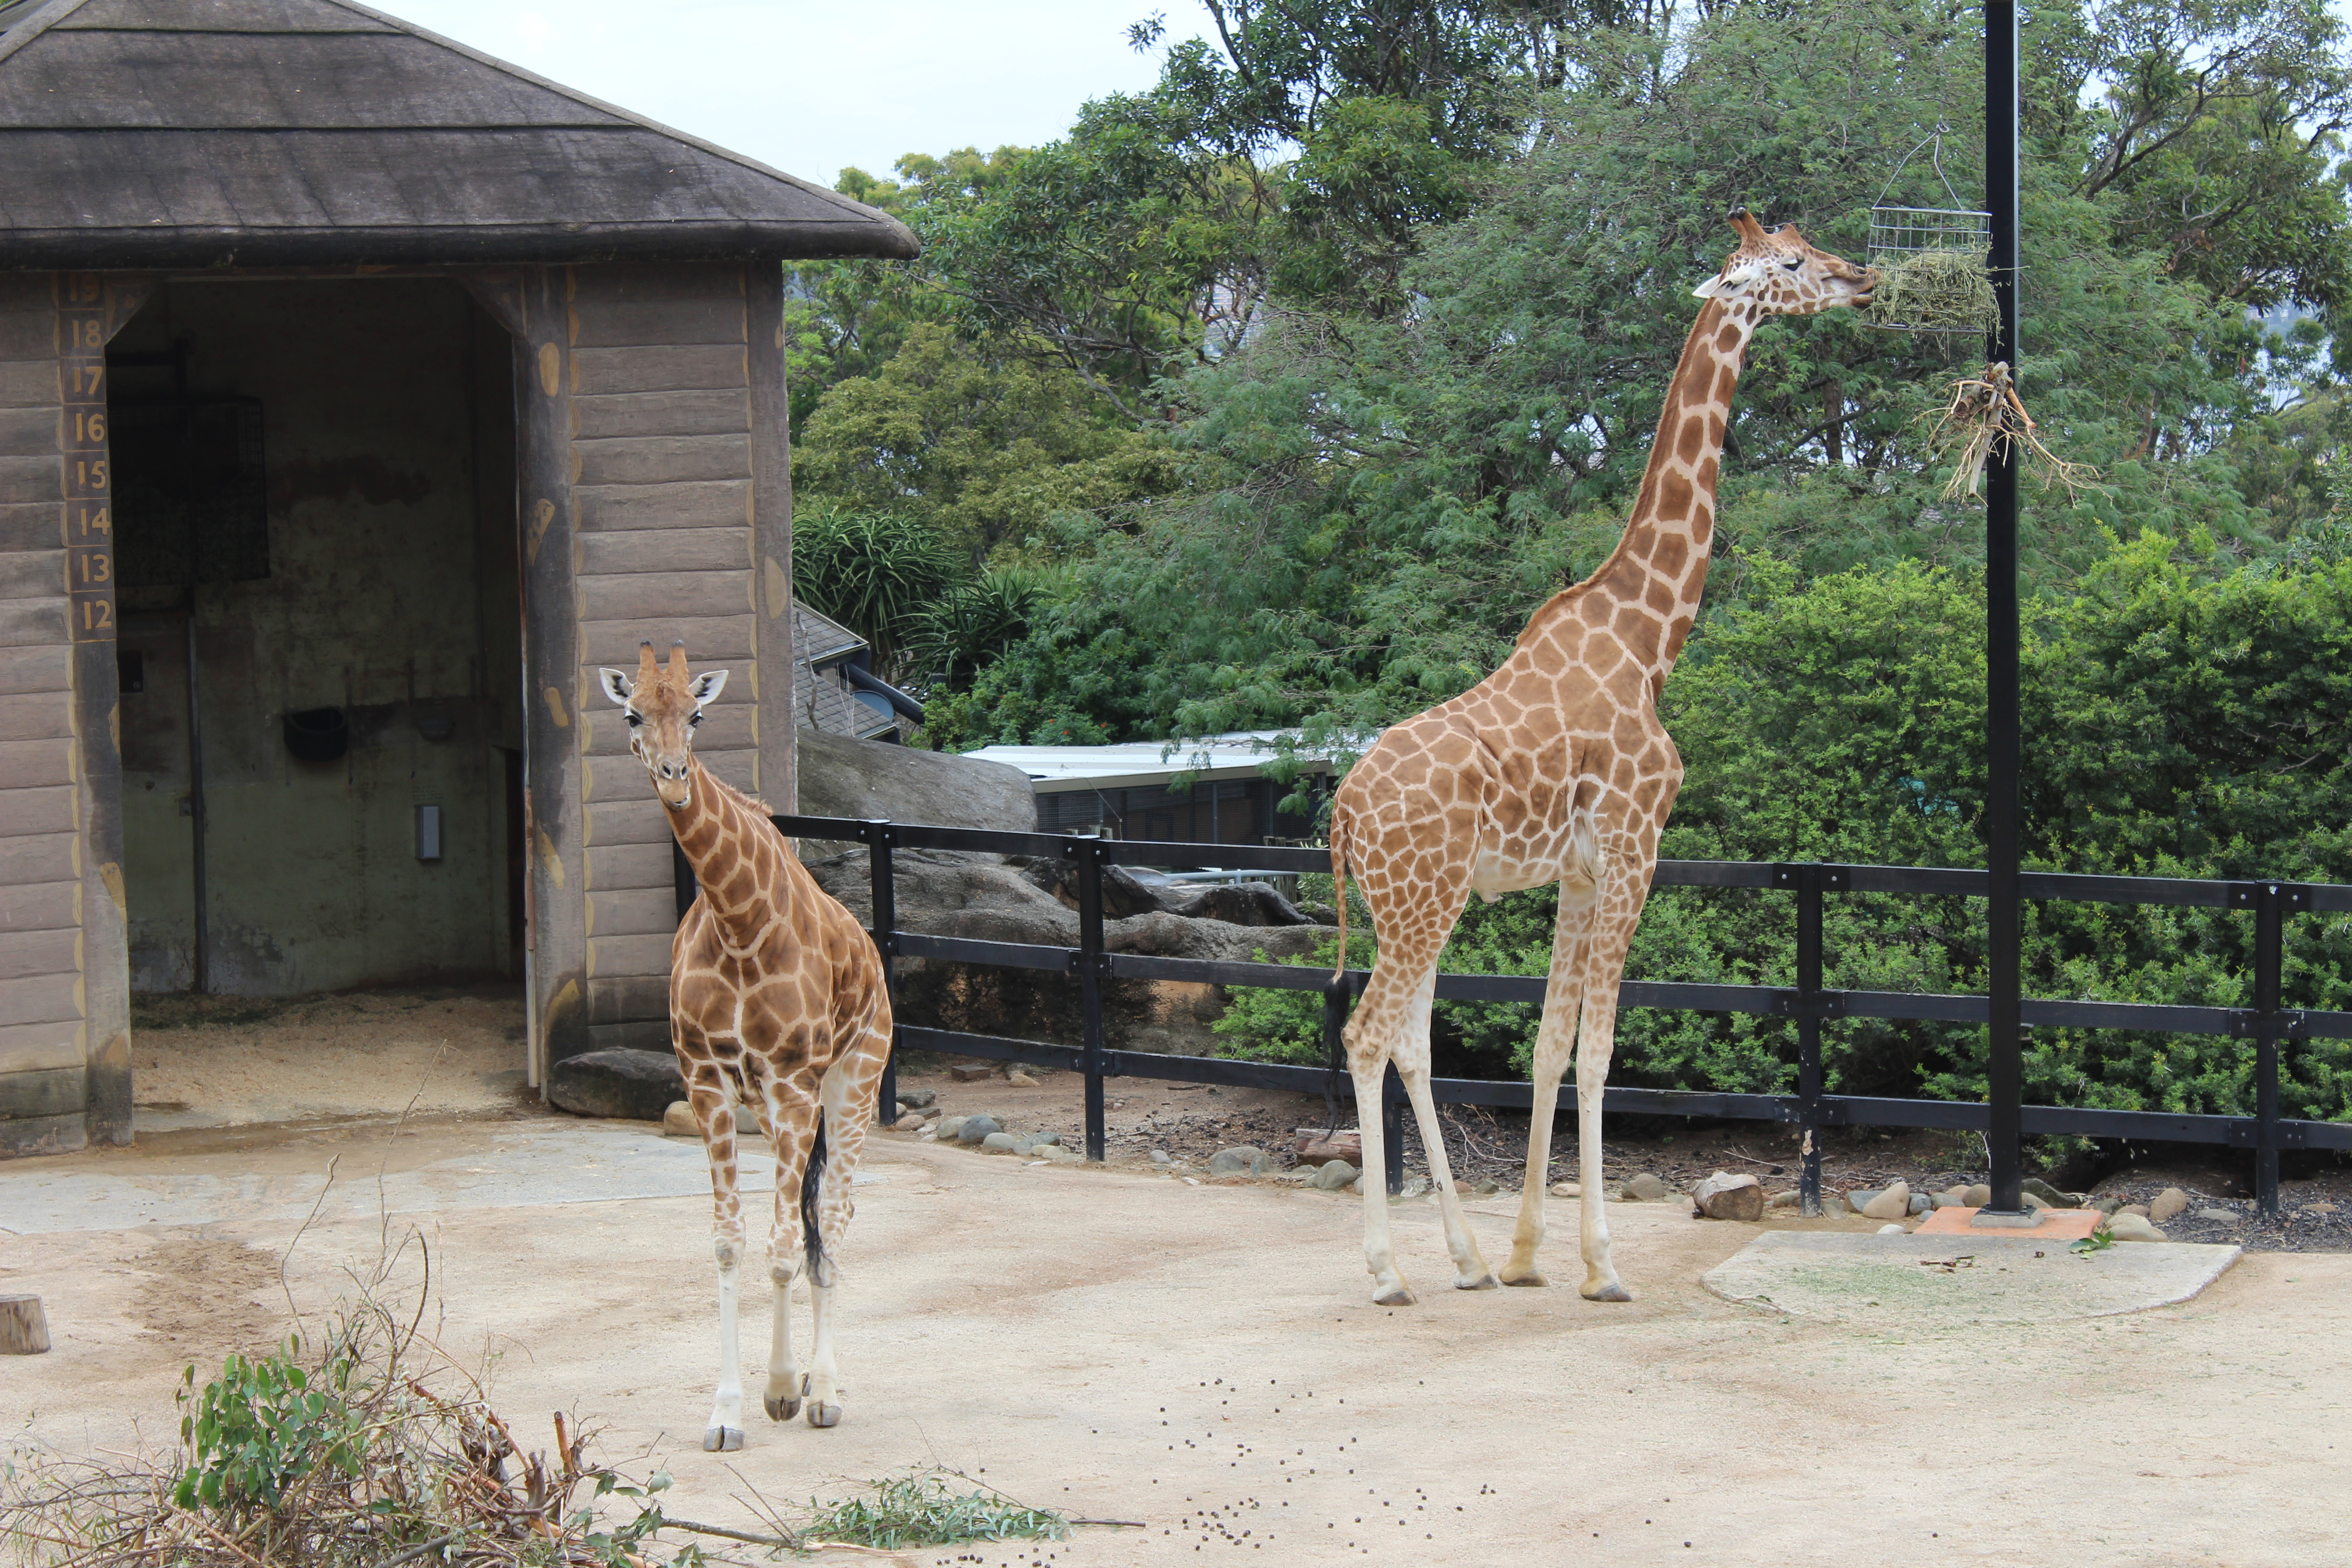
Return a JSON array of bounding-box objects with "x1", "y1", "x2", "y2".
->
[{"x1": 0, "y1": 1294, "x2": 50, "y2": 1354}]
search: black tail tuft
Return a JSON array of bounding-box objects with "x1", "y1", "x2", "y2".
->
[{"x1": 801, "y1": 1113, "x2": 828, "y2": 1278}]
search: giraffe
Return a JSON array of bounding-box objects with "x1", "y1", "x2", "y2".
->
[
  {"x1": 599, "y1": 641, "x2": 892, "y2": 1448},
  {"x1": 1326, "y1": 212, "x2": 1874, "y2": 1306}
]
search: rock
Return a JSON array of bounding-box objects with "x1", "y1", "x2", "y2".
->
[
  {"x1": 896, "y1": 1088, "x2": 938, "y2": 1110},
  {"x1": 662, "y1": 1100, "x2": 697, "y2": 1137},
  {"x1": 1149, "y1": 1148, "x2": 1174, "y2": 1165},
  {"x1": 949, "y1": 1063, "x2": 993, "y2": 1083},
  {"x1": 892, "y1": 1113, "x2": 930, "y2": 1132},
  {"x1": 1471, "y1": 1177, "x2": 1502, "y2": 1195},
  {"x1": 1690, "y1": 1171, "x2": 1765, "y2": 1222},
  {"x1": 2091, "y1": 1197, "x2": 2121, "y2": 1216},
  {"x1": 2308, "y1": 1201, "x2": 2339, "y2": 1214},
  {"x1": 1006, "y1": 1069, "x2": 1039, "y2": 1088},
  {"x1": 1397, "y1": 1176, "x2": 1430, "y2": 1199},
  {"x1": 1907, "y1": 1193, "x2": 1933, "y2": 1215},
  {"x1": 1311, "y1": 1160, "x2": 1360, "y2": 1191},
  {"x1": 1548, "y1": 1182, "x2": 1580, "y2": 1198},
  {"x1": 980, "y1": 1132, "x2": 1021, "y2": 1153},
  {"x1": 1861, "y1": 1181, "x2": 1912, "y2": 1221},
  {"x1": 1297, "y1": 1136, "x2": 1363, "y2": 1167},
  {"x1": 1765, "y1": 1190, "x2": 1802, "y2": 1210},
  {"x1": 1942, "y1": 1186, "x2": 1974, "y2": 1204},
  {"x1": 1035, "y1": 1142, "x2": 1082, "y2": 1162},
  {"x1": 794, "y1": 724, "x2": 1039, "y2": 841},
  {"x1": 1877, "y1": 1222, "x2": 1909, "y2": 1235},
  {"x1": 1625, "y1": 1173, "x2": 1668, "y2": 1202},
  {"x1": 2103, "y1": 1212, "x2": 2166, "y2": 1242},
  {"x1": 2196, "y1": 1207, "x2": 2237, "y2": 1223},
  {"x1": 1209, "y1": 1146, "x2": 1269, "y2": 1176},
  {"x1": 1845, "y1": 1190, "x2": 1879, "y2": 1215},
  {"x1": 1965, "y1": 1184, "x2": 1992, "y2": 1207},
  {"x1": 1930, "y1": 1194, "x2": 1964, "y2": 1209},
  {"x1": 2121, "y1": 1203, "x2": 2151, "y2": 1218},
  {"x1": 957, "y1": 1114, "x2": 1002, "y2": 1144},
  {"x1": 547, "y1": 1049, "x2": 684, "y2": 1121},
  {"x1": 1027, "y1": 1132, "x2": 1061, "y2": 1147},
  {"x1": 936, "y1": 1116, "x2": 967, "y2": 1142},
  {"x1": 2149, "y1": 1188, "x2": 2189, "y2": 1223},
  {"x1": 2019, "y1": 1176, "x2": 2071, "y2": 1207}
]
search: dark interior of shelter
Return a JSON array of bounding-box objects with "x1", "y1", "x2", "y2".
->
[{"x1": 107, "y1": 278, "x2": 524, "y2": 1000}]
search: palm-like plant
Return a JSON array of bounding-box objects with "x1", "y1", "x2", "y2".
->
[
  {"x1": 906, "y1": 565, "x2": 1052, "y2": 690},
  {"x1": 791, "y1": 508, "x2": 961, "y2": 676}
]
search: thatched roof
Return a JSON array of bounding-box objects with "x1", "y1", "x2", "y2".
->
[{"x1": 0, "y1": 0, "x2": 918, "y2": 268}]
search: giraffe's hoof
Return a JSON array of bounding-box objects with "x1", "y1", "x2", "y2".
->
[
  {"x1": 1581, "y1": 1281, "x2": 1634, "y2": 1303},
  {"x1": 1371, "y1": 1281, "x2": 1417, "y2": 1307},
  {"x1": 806, "y1": 1401, "x2": 842, "y2": 1429},
  {"x1": 1454, "y1": 1268, "x2": 1500, "y2": 1291},
  {"x1": 764, "y1": 1392, "x2": 801, "y2": 1422},
  {"x1": 701, "y1": 1426, "x2": 744, "y2": 1453},
  {"x1": 1499, "y1": 1265, "x2": 1548, "y2": 1288}
]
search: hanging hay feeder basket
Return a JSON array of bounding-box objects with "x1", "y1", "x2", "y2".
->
[{"x1": 1864, "y1": 131, "x2": 1997, "y2": 335}]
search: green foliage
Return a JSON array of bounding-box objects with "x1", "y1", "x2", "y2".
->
[
  {"x1": 804, "y1": 1470, "x2": 1065, "y2": 1549},
  {"x1": 174, "y1": 1341, "x2": 365, "y2": 1515},
  {"x1": 789, "y1": 507, "x2": 960, "y2": 675},
  {"x1": 905, "y1": 565, "x2": 1053, "y2": 692}
]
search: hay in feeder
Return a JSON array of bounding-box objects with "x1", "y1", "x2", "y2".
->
[
  {"x1": 1920, "y1": 361, "x2": 2100, "y2": 502},
  {"x1": 1867, "y1": 245, "x2": 1999, "y2": 333}
]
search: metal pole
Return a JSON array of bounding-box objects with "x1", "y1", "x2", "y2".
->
[
  {"x1": 868, "y1": 821, "x2": 899, "y2": 1124},
  {"x1": 1074, "y1": 835, "x2": 1108, "y2": 1160},
  {"x1": 184, "y1": 608, "x2": 208, "y2": 995},
  {"x1": 671, "y1": 838, "x2": 696, "y2": 920},
  {"x1": 2253, "y1": 882, "x2": 2283, "y2": 1218},
  {"x1": 1382, "y1": 1062, "x2": 1405, "y2": 1196},
  {"x1": 1980, "y1": 0, "x2": 2027, "y2": 1219},
  {"x1": 1795, "y1": 865, "x2": 1825, "y2": 1217}
]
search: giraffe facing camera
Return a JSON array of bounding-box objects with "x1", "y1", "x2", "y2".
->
[
  {"x1": 1325, "y1": 211, "x2": 1874, "y2": 1307},
  {"x1": 600, "y1": 640, "x2": 893, "y2": 1448}
]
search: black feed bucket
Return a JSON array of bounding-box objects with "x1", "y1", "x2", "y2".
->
[{"x1": 283, "y1": 706, "x2": 349, "y2": 763}]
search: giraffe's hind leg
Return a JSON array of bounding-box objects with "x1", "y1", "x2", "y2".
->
[
  {"x1": 1502, "y1": 877, "x2": 1596, "y2": 1287},
  {"x1": 802, "y1": 1010, "x2": 888, "y2": 1428},
  {"x1": 1392, "y1": 981, "x2": 1496, "y2": 1289},
  {"x1": 748, "y1": 1072, "x2": 817, "y2": 1426},
  {"x1": 684, "y1": 1062, "x2": 749, "y2": 1452}
]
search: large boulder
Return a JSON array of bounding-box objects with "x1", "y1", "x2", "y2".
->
[
  {"x1": 548, "y1": 1049, "x2": 682, "y2": 1120},
  {"x1": 794, "y1": 728, "x2": 1037, "y2": 843}
]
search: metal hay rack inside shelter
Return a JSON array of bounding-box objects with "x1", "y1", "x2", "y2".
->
[{"x1": 1865, "y1": 128, "x2": 1996, "y2": 335}]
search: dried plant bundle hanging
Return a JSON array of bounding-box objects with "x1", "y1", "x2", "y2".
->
[
  {"x1": 1866, "y1": 245, "x2": 2000, "y2": 334},
  {"x1": 1921, "y1": 361, "x2": 2099, "y2": 502}
]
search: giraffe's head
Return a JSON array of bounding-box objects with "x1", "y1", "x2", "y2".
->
[
  {"x1": 1693, "y1": 209, "x2": 1875, "y2": 316},
  {"x1": 599, "y1": 641, "x2": 727, "y2": 811}
]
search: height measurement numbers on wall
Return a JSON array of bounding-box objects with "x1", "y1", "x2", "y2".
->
[{"x1": 60, "y1": 274, "x2": 113, "y2": 642}]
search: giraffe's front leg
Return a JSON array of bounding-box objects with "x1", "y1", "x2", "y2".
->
[
  {"x1": 802, "y1": 1027, "x2": 882, "y2": 1428},
  {"x1": 690, "y1": 1082, "x2": 749, "y2": 1450},
  {"x1": 1348, "y1": 1052, "x2": 1415, "y2": 1306},
  {"x1": 1504, "y1": 880, "x2": 1593, "y2": 1287},
  {"x1": 1574, "y1": 988, "x2": 1631, "y2": 1303},
  {"x1": 750, "y1": 1079, "x2": 813, "y2": 1425}
]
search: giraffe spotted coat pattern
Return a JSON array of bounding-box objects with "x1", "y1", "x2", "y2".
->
[
  {"x1": 1328, "y1": 213, "x2": 1875, "y2": 1306},
  {"x1": 600, "y1": 642, "x2": 892, "y2": 1448}
]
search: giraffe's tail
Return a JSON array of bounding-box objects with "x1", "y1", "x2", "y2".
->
[
  {"x1": 800, "y1": 1112, "x2": 828, "y2": 1279},
  {"x1": 1329, "y1": 815, "x2": 1350, "y2": 983}
]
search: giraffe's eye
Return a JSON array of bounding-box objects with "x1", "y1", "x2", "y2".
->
[
  {"x1": 1782, "y1": 258, "x2": 1803, "y2": 270},
  {"x1": 688, "y1": 711, "x2": 703, "y2": 727},
  {"x1": 626, "y1": 712, "x2": 642, "y2": 727}
]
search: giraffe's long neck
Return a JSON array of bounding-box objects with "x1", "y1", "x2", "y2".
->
[
  {"x1": 1566, "y1": 296, "x2": 1758, "y2": 677},
  {"x1": 667, "y1": 758, "x2": 789, "y2": 944}
]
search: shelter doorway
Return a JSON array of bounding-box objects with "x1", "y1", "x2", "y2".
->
[{"x1": 106, "y1": 279, "x2": 524, "y2": 1033}]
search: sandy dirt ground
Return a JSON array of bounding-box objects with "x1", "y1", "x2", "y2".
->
[{"x1": 5, "y1": 1102, "x2": 2348, "y2": 1568}]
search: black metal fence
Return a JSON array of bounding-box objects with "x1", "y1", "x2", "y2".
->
[{"x1": 667, "y1": 815, "x2": 2352, "y2": 1219}]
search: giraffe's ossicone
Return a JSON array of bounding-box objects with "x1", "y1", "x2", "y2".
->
[
  {"x1": 600, "y1": 640, "x2": 892, "y2": 1447},
  {"x1": 1326, "y1": 212, "x2": 1875, "y2": 1306}
]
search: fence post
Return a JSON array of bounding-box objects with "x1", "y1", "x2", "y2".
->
[
  {"x1": 1793, "y1": 864, "x2": 1825, "y2": 1217},
  {"x1": 1073, "y1": 834, "x2": 1108, "y2": 1161},
  {"x1": 1382, "y1": 1061, "x2": 1405, "y2": 1196},
  {"x1": 2253, "y1": 880, "x2": 2284, "y2": 1218},
  {"x1": 867, "y1": 821, "x2": 898, "y2": 1125},
  {"x1": 671, "y1": 838, "x2": 696, "y2": 921}
]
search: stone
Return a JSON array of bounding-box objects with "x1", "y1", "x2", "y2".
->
[
  {"x1": 1311, "y1": 1160, "x2": 1360, "y2": 1191},
  {"x1": 1877, "y1": 1223, "x2": 1908, "y2": 1235},
  {"x1": 2308, "y1": 1201, "x2": 2339, "y2": 1214},
  {"x1": 662, "y1": 1100, "x2": 697, "y2": 1137},
  {"x1": 2149, "y1": 1188, "x2": 2190, "y2": 1224},
  {"x1": 1690, "y1": 1171, "x2": 1766, "y2": 1222},
  {"x1": 2196, "y1": 1207, "x2": 2237, "y2": 1223},
  {"x1": 892, "y1": 1113, "x2": 930, "y2": 1133},
  {"x1": 2091, "y1": 1197, "x2": 2121, "y2": 1216},
  {"x1": 1035, "y1": 1142, "x2": 1081, "y2": 1162},
  {"x1": 1965, "y1": 1184, "x2": 1992, "y2": 1207},
  {"x1": 733, "y1": 1102, "x2": 760, "y2": 1136},
  {"x1": 1907, "y1": 1193, "x2": 1933, "y2": 1215},
  {"x1": 1845, "y1": 1190, "x2": 1879, "y2": 1215},
  {"x1": 547, "y1": 1049, "x2": 684, "y2": 1121},
  {"x1": 1765, "y1": 1190, "x2": 1802, "y2": 1210},
  {"x1": 1209, "y1": 1146, "x2": 1269, "y2": 1176},
  {"x1": 2103, "y1": 1212, "x2": 2166, "y2": 1243},
  {"x1": 958, "y1": 1115, "x2": 1002, "y2": 1144},
  {"x1": 795, "y1": 724, "x2": 1039, "y2": 840},
  {"x1": 936, "y1": 1116, "x2": 968, "y2": 1142},
  {"x1": 1625, "y1": 1173, "x2": 1668, "y2": 1202},
  {"x1": 1861, "y1": 1181, "x2": 1912, "y2": 1222},
  {"x1": 1148, "y1": 1147, "x2": 1174, "y2": 1165},
  {"x1": 980, "y1": 1132, "x2": 1021, "y2": 1154},
  {"x1": 896, "y1": 1088, "x2": 939, "y2": 1110},
  {"x1": 2019, "y1": 1176, "x2": 2072, "y2": 1207},
  {"x1": 1929, "y1": 1194, "x2": 1963, "y2": 1209},
  {"x1": 1397, "y1": 1176, "x2": 1430, "y2": 1200},
  {"x1": 1027, "y1": 1132, "x2": 1061, "y2": 1147},
  {"x1": 2121, "y1": 1203, "x2": 2151, "y2": 1218},
  {"x1": 1548, "y1": 1182, "x2": 1580, "y2": 1199},
  {"x1": 1942, "y1": 1186, "x2": 1974, "y2": 1205},
  {"x1": 1006, "y1": 1069, "x2": 1039, "y2": 1088},
  {"x1": 949, "y1": 1063, "x2": 993, "y2": 1083},
  {"x1": 1471, "y1": 1177, "x2": 1502, "y2": 1195}
]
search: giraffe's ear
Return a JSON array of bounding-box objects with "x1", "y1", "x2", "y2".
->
[
  {"x1": 598, "y1": 668, "x2": 634, "y2": 706},
  {"x1": 687, "y1": 669, "x2": 728, "y2": 707}
]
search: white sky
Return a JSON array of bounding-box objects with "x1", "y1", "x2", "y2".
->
[{"x1": 371, "y1": 0, "x2": 1213, "y2": 191}]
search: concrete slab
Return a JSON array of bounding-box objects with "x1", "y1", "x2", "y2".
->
[
  {"x1": 1915, "y1": 1204, "x2": 2103, "y2": 1240},
  {"x1": 1702, "y1": 1229, "x2": 2241, "y2": 1325}
]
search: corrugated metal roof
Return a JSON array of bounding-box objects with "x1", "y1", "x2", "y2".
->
[
  {"x1": 789, "y1": 598, "x2": 894, "y2": 741},
  {"x1": 962, "y1": 732, "x2": 1333, "y2": 793},
  {"x1": 0, "y1": 0, "x2": 917, "y2": 268}
]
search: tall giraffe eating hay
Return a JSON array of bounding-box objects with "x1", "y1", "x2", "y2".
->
[
  {"x1": 600, "y1": 641, "x2": 892, "y2": 1448},
  {"x1": 1327, "y1": 212, "x2": 1874, "y2": 1306}
]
